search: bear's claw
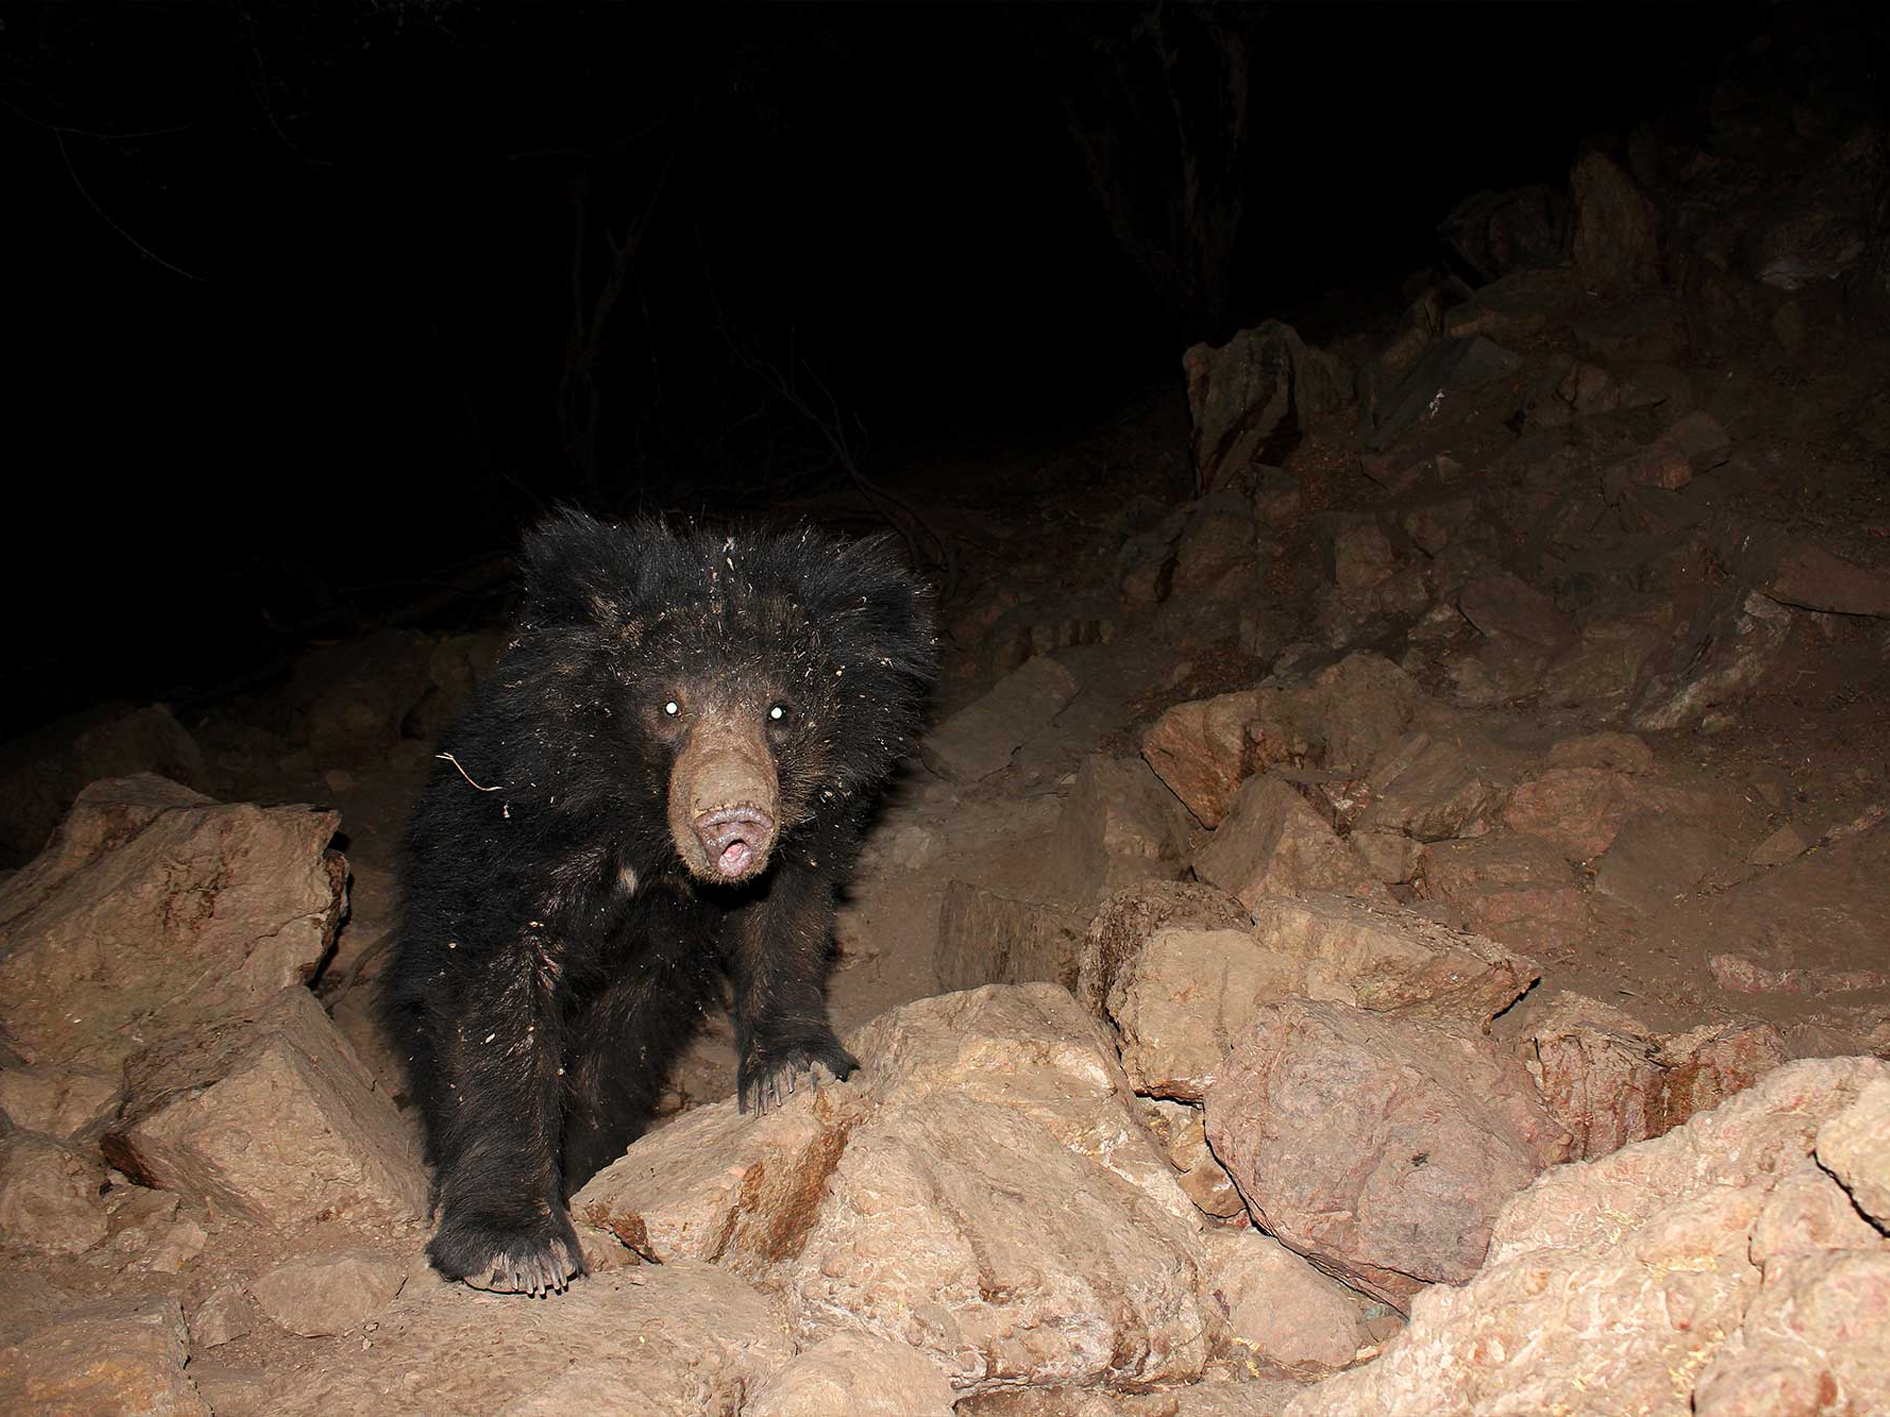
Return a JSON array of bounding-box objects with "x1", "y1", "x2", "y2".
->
[
  {"x1": 461, "y1": 1237, "x2": 582, "y2": 1298},
  {"x1": 738, "y1": 1039, "x2": 861, "y2": 1116}
]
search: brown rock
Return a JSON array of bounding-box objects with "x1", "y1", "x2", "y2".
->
[
  {"x1": 1654, "y1": 1022, "x2": 1789, "y2": 1135},
  {"x1": 1522, "y1": 992, "x2": 1664, "y2": 1160},
  {"x1": 1630, "y1": 590, "x2": 1793, "y2": 732},
  {"x1": 0, "y1": 1132, "x2": 108, "y2": 1255},
  {"x1": 1141, "y1": 690, "x2": 1270, "y2": 829},
  {"x1": 1193, "y1": 777, "x2": 1387, "y2": 912},
  {"x1": 1816, "y1": 1076, "x2": 1890, "y2": 1228},
  {"x1": 1074, "y1": 881, "x2": 1252, "y2": 1022},
  {"x1": 1108, "y1": 928, "x2": 1302, "y2": 1101},
  {"x1": 1329, "y1": 520, "x2": 1396, "y2": 593},
  {"x1": 1401, "y1": 497, "x2": 1474, "y2": 557},
  {"x1": 1750, "y1": 1160, "x2": 1885, "y2": 1261},
  {"x1": 0, "y1": 703, "x2": 205, "y2": 867},
  {"x1": 1694, "y1": 1250, "x2": 1890, "y2": 1416},
  {"x1": 294, "y1": 628, "x2": 435, "y2": 769},
  {"x1": 103, "y1": 986, "x2": 426, "y2": 1230},
  {"x1": 0, "y1": 1296, "x2": 208, "y2": 1417},
  {"x1": 0, "y1": 1063, "x2": 124, "y2": 1140},
  {"x1": 1766, "y1": 538, "x2": 1890, "y2": 617},
  {"x1": 1709, "y1": 952, "x2": 1890, "y2": 995},
  {"x1": 1140, "y1": 1100, "x2": 1244, "y2": 1219},
  {"x1": 1205, "y1": 1000, "x2": 1566, "y2": 1305},
  {"x1": 1572, "y1": 152, "x2": 1660, "y2": 291},
  {"x1": 0, "y1": 776, "x2": 345, "y2": 1070},
  {"x1": 1601, "y1": 443, "x2": 1694, "y2": 494},
  {"x1": 1249, "y1": 894, "x2": 1536, "y2": 1024},
  {"x1": 1199, "y1": 1228, "x2": 1368, "y2": 1377},
  {"x1": 573, "y1": 1087, "x2": 861, "y2": 1274},
  {"x1": 270, "y1": 1262, "x2": 791, "y2": 1416},
  {"x1": 1748, "y1": 822, "x2": 1810, "y2": 866},
  {"x1": 784, "y1": 985, "x2": 1209, "y2": 1395},
  {"x1": 1545, "y1": 730, "x2": 1655, "y2": 774},
  {"x1": 1505, "y1": 766, "x2": 1700, "y2": 861},
  {"x1": 1307, "y1": 655, "x2": 1429, "y2": 776},
  {"x1": 1438, "y1": 188, "x2": 1573, "y2": 284},
  {"x1": 920, "y1": 657, "x2": 1080, "y2": 784},
  {"x1": 1593, "y1": 811, "x2": 1731, "y2": 914},
  {"x1": 1172, "y1": 492, "x2": 1259, "y2": 598},
  {"x1": 1043, "y1": 755, "x2": 1194, "y2": 904},
  {"x1": 745, "y1": 1333, "x2": 955, "y2": 1417},
  {"x1": 1455, "y1": 573, "x2": 1575, "y2": 649},
  {"x1": 934, "y1": 881, "x2": 1090, "y2": 993},
  {"x1": 1288, "y1": 1057, "x2": 1890, "y2": 1417},
  {"x1": 1184, "y1": 322, "x2": 1351, "y2": 494},
  {"x1": 1423, "y1": 833, "x2": 1593, "y2": 949},
  {"x1": 189, "y1": 1283, "x2": 259, "y2": 1350},
  {"x1": 1355, "y1": 738, "x2": 1510, "y2": 843},
  {"x1": 249, "y1": 1249, "x2": 407, "y2": 1338},
  {"x1": 1540, "y1": 616, "x2": 1667, "y2": 713}
]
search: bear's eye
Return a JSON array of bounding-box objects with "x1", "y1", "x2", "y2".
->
[
  {"x1": 768, "y1": 703, "x2": 789, "y2": 723},
  {"x1": 663, "y1": 700, "x2": 681, "y2": 717}
]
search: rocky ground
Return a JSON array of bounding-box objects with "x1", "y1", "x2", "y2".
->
[{"x1": 4, "y1": 49, "x2": 1890, "y2": 1417}]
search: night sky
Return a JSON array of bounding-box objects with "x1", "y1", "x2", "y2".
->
[{"x1": 0, "y1": 1, "x2": 1821, "y2": 734}]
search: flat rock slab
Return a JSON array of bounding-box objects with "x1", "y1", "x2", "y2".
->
[
  {"x1": 0, "y1": 1296, "x2": 207, "y2": 1416},
  {"x1": 1766, "y1": 538, "x2": 1890, "y2": 617},
  {"x1": 267, "y1": 1262, "x2": 792, "y2": 1416},
  {"x1": 251, "y1": 1248, "x2": 408, "y2": 1337},
  {"x1": 1105, "y1": 898, "x2": 1536, "y2": 1101},
  {"x1": 1593, "y1": 811, "x2": 1732, "y2": 914},
  {"x1": 1250, "y1": 894, "x2": 1537, "y2": 1024},
  {"x1": 103, "y1": 986, "x2": 426, "y2": 1230},
  {"x1": 0, "y1": 774, "x2": 344, "y2": 1070},
  {"x1": 921, "y1": 658, "x2": 1079, "y2": 783}
]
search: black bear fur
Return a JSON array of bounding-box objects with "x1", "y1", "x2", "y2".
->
[{"x1": 385, "y1": 511, "x2": 935, "y2": 1295}]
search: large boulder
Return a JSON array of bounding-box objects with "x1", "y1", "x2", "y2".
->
[
  {"x1": 1287, "y1": 1057, "x2": 1890, "y2": 1416},
  {"x1": 0, "y1": 776, "x2": 345, "y2": 1071},
  {"x1": 1205, "y1": 999, "x2": 1567, "y2": 1305}
]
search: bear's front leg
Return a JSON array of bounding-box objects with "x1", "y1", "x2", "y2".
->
[
  {"x1": 725, "y1": 865, "x2": 860, "y2": 1115},
  {"x1": 423, "y1": 933, "x2": 584, "y2": 1297}
]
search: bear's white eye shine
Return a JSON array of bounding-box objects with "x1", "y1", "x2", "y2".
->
[
  {"x1": 664, "y1": 701, "x2": 680, "y2": 717},
  {"x1": 769, "y1": 704, "x2": 786, "y2": 721}
]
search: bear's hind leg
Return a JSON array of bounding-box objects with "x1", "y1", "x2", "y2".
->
[{"x1": 422, "y1": 933, "x2": 585, "y2": 1297}]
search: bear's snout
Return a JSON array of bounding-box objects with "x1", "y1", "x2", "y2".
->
[
  {"x1": 694, "y1": 804, "x2": 777, "y2": 880},
  {"x1": 668, "y1": 716, "x2": 781, "y2": 883}
]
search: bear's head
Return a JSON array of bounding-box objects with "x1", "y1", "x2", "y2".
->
[{"x1": 516, "y1": 511, "x2": 936, "y2": 886}]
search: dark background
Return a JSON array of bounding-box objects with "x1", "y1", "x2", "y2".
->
[{"x1": 1, "y1": 1, "x2": 1848, "y2": 735}]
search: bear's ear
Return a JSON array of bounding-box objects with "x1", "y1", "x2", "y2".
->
[
  {"x1": 827, "y1": 533, "x2": 939, "y2": 685},
  {"x1": 519, "y1": 508, "x2": 634, "y2": 630}
]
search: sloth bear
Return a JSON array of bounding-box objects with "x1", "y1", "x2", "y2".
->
[{"x1": 385, "y1": 512, "x2": 934, "y2": 1296}]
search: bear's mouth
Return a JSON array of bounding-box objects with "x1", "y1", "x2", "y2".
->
[{"x1": 694, "y1": 805, "x2": 775, "y2": 881}]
